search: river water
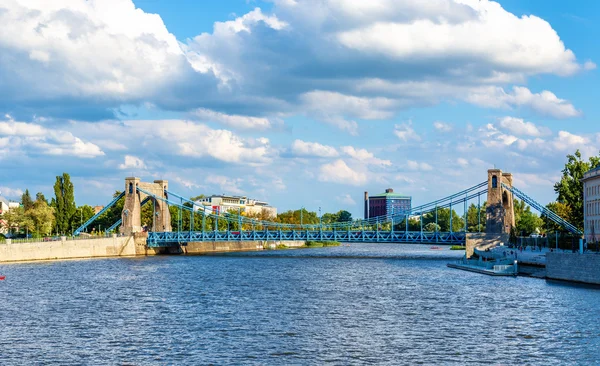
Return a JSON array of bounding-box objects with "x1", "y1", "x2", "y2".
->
[{"x1": 1, "y1": 244, "x2": 599, "y2": 365}]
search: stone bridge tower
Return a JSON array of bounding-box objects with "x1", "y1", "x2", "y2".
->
[
  {"x1": 120, "y1": 177, "x2": 172, "y2": 235},
  {"x1": 485, "y1": 169, "x2": 515, "y2": 234}
]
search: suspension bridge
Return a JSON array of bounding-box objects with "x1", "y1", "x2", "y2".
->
[{"x1": 73, "y1": 170, "x2": 581, "y2": 248}]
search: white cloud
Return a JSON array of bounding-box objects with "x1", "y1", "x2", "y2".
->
[
  {"x1": 123, "y1": 119, "x2": 273, "y2": 165},
  {"x1": 341, "y1": 146, "x2": 391, "y2": 167},
  {"x1": 291, "y1": 140, "x2": 339, "y2": 158},
  {"x1": 334, "y1": 0, "x2": 580, "y2": 76},
  {"x1": 466, "y1": 86, "x2": 580, "y2": 118},
  {"x1": 336, "y1": 194, "x2": 356, "y2": 205},
  {"x1": 0, "y1": 0, "x2": 213, "y2": 113},
  {"x1": 497, "y1": 117, "x2": 551, "y2": 137},
  {"x1": 193, "y1": 108, "x2": 274, "y2": 130},
  {"x1": 457, "y1": 158, "x2": 469, "y2": 167},
  {"x1": 433, "y1": 121, "x2": 453, "y2": 133},
  {"x1": 584, "y1": 60, "x2": 597, "y2": 70},
  {"x1": 205, "y1": 175, "x2": 244, "y2": 195},
  {"x1": 118, "y1": 155, "x2": 146, "y2": 170},
  {"x1": 0, "y1": 187, "x2": 24, "y2": 199},
  {"x1": 0, "y1": 118, "x2": 104, "y2": 158},
  {"x1": 406, "y1": 160, "x2": 433, "y2": 171},
  {"x1": 394, "y1": 122, "x2": 421, "y2": 142},
  {"x1": 318, "y1": 159, "x2": 367, "y2": 186}
]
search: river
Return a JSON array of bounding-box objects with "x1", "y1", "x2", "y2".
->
[{"x1": 1, "y1": 244, "x2": 599, "y2": 365}]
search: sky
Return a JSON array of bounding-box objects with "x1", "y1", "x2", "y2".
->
[{"x1": 0, "y1": 0, "x2": 599, "y2": 219}]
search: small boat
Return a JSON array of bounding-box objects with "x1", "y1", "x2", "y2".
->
[
  {"x1": 430, "y1": 246, "x2": 443, "y2": 250},
  {"x1": 0, "y1": 276, "x2": 5, "y2": 281}
]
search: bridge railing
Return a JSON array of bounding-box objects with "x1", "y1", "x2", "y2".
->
[{"x1": 146, "y1": 230, "x2": 467, "y2": 247}]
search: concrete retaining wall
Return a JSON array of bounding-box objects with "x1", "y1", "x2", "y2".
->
[
  {"x1": 184, "y1": 240, "x2": 305, "y2": 254},
  {"x1": 465, "y1": 233, "x2": 509, "y2": 258},
  {"x1": 0, "y1": 235, "x2": 136, "y2": 263},
  {"x1": 546, "y1": 252, "x2": 600, "y2": 285}
]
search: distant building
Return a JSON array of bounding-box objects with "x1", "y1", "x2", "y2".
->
[
  {"x1": 364, "y1": 188, "x2": 411, "y2": 219},
  {"x1": 196, "y1": 194, "x2": 277, "y2": 218},
  {"x1": 582, "y1": 167, "x2": 600, "y2": 242},
  {"x1": 94, "y1": 206, "x2": 104, "y2": 214},
  {"x1": 0, "y1": 196, "x2": 20, "y2": 235}
]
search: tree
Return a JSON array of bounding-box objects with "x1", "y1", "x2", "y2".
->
[
  {"x1": 424, "y1": 222, "x2": 441, "y2": 232},
  {"x1": 36, "y1": 192, "x2": 47, "y2": 204},
  {"x1": 514, "y1": 199, "x2": 543, "y2": 236},
  {"x1": 466, "y1": 202, "x2": 487, "y2": 232},
  {"x1": 21, "y1": 189, "x2": 33, "y2": 211},
  {"x1": 543, "y1": 201, "x2": 572, "y2": 233},
  {"x1": 72, "y1": 205, "x2": 95, "y2": 232},
  {"x1": 53, "y1": 173, "x2": 77, "y2": 234},
  {"x1": 0, "y1": 206, "x2": 24, "y2": 236},
  {"x1": 554, "y1": 150, "x2": 600, "y2": 230},
  {"x1": 336, "y1": 210, "x2": 352, "y2": 222},
  {"x1": 27, "y1": 199, "x2": 55, "y2": 237}
]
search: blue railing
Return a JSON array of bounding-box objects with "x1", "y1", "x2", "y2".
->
[{"x1": 147, "y1": 230, "x2": 466, "y2": 247}]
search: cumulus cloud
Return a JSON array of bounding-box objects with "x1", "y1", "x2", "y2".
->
[
  {"x1": 0, "y1": 0, "x2": 220, "y2": 118},
  {"x1": 406, "y1": 160, "x2": 433, "y2": 171},
  {"x1": 0, "y1": 186, "x2": 24, "y2": 199},
  {"x1": 193, "y1": 108, "x2": 274, "y2": 130},
  {"x1": 205, "y1": 175, "x2": 245, "y2": 195},
  {"x1": 341, "y1": 146, "x2": 391, "y2": 167},
  {"x1": 497, "y1": 117, "x2": 551, "y2": 137},
  {"x1": 0, "y1": 117, "x2": 104, "y2": 158},
  {"x1": 394, "y1": 122, "x2": 421, "y2": 142},
  {"x1": 466, "y1": 86, "x2": 581, "y2": 118},
  {"x1": 433, "y1": 121, "x2": 453, "y2": 133},
  {"x1": 318, "y1": 159, "x2": 367, "y2": 186},
  {"x1": 291, "y1": 139, "x2": 338, "y2": 158},
  {"x1": 118, "y1": 155, "x2": 146, "y2": 170},
  {"x1": 336, "y1": 194, "x2": 356, "y2": 205}
]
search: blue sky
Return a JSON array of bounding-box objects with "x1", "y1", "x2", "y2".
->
[{"x1": 0, "y1": 0, "x2": 598, "y2": 219}]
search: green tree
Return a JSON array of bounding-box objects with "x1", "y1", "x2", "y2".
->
[
  {"x1": 72, "y1": 205, "x2": 95, "y2": 232},
  {"x1": 543, "y1": 201, "x2": 572, "y2": 233},
  {"x1": 1, "y1": 206, "x2": 24, "y2": 236},
  {"x1": 466, "y1": 202, "x2": 487, "y2": 232},
  {"x1": 21, "y1": 189, "x2": 33, "y2": 211},
  {"x1": 27, "y1": 199, "x2": 55, "y2": 237},
  {"x1": 554, "y1": 150, "x2": 600, "y2": 230},
  {"x1": 53, "y1": 173, "x2": 76, "y2": 234},
  {"x1": 36, "y1": 192, "x2": 47, "y2": 204},
  {"x1": 336, "y1": 210, "x2": 352, "y2": 222},
  {"x1": 513, "y1": 199, "x2": 544, "y2": 236}
]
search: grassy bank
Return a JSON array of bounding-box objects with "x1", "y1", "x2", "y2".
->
[
  {"x1": 450, "y1": 245, "x2": 466, "y2": 250},
  {"x1": 305, "y1": 240, "x2": 341, "y2": 247}
]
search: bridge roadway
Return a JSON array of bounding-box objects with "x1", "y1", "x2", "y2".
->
[{"x1": 147, "y1": 230, "x2": 466, "y2": 247}]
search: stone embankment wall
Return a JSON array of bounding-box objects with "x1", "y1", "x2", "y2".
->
[
  {"x1": 0, "y1": 235, "x2": 137, "y2": 263},
  {"x1": 546, "y1": 252, "x2": 600, "y2": 285},
  {"x1": 465, "y1": 233, "x2": 509, "y2": 258},
  {"x1": 184, "y1": 240, "x2": 305, "y2": 254},
  {"x1": 0, "y1": 233, "x2": 307, "y2": 263}
]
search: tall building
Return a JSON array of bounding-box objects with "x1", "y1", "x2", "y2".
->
[
  {"x1": 582, "y1": 166, "x2": 600, "y2": 242},
  {"x1": 364, "y1": 188, "x2": 411, "y2": 219},
  {"x1": 196, "y1": 194, "x2": 277, "y2": 218}
]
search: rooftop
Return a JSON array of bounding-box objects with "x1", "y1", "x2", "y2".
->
[{"x1": 583, "y1": 166, "x2": 600, "y2": 181}]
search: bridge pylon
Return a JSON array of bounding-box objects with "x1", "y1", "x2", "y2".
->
[
  {"x1": 120, "y1": 177, "x2": 172, "y2": 235},
  {"x1": 485, "y1": 169, "x2": 515, "y2": 234}
]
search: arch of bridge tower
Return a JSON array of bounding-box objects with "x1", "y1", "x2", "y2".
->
[
  {"x1": 120, "y1": 177, "x2": 172, "y2": 235},
  {"x1": 485, "y1": 169, "x2": 515, "y2": 234}
]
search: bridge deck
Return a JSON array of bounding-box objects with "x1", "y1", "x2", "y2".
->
[{"x1": 147, "y1": 230, "x2": 467, "y2": 247}]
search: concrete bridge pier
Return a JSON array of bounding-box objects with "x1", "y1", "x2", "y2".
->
[
  {"x1": 120, "y1": 177, "x2": 172, "y2": 236},
  {"x1": 466, "y1": 169, "x2": 515, "y2": 257}
]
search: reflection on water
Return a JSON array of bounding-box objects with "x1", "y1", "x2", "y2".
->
[{"x1": 1, "y1": 244, "x2": 599, "y2": 365}]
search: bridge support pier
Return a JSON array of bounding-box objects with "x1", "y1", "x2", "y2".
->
[{"x1": 120, "y1": 177, "x2": 172, "y2": 236}]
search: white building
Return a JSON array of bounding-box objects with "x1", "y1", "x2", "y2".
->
[
  {"x1": 582, "y1": 167, "x2": 600, "y2": 242},
  {"x1": 195, "y1": 195, "x2": 277, "y2": 219},
  {"x1": 0, "y1": 196, "x2": 20, "y2": 234}
]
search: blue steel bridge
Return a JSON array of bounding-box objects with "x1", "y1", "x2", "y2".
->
[{"x1": 74, "y1": 176, "x2": 581, "y2": 248}]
